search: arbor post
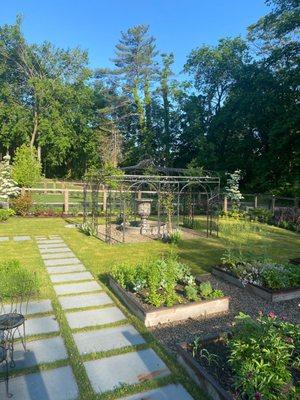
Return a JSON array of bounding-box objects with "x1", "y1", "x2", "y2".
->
[
  {"x1": 103, "y1": 190, "x2": 107, "y2": 212},
  {"x1": 271, "y1": 195, "x2": 276, "y2": 212},
  {"x1": 64, "y1": 189, "x2": 69, "y2": 214},
  {"x1": 254, "y1": 195, "x2": 258, "y2": 209}
]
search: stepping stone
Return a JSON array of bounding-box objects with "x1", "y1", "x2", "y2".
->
[
  {"x1": 15, "y1": 315, "x2": 59, "y2": 337},
  {"x1": 37, "y1": 239, "x2": 64, "y2": 244},
  {"x1": 2, "y1": 300, "x2": 53, "y2": 316},
  {"x1": 119, "y1": 384, "x2": 194, "y2": 400},
  {"x1": 49, "y1": 235, "x2": 61, "y2": 238},
  {"x1": 59, "y1": 292, "x2": 113, "y2": 310},
  {"x1": 65, "y1": 224, "x2": 76, "y2": 228},
  {"x1": 12, "y1": 336, "x2": 68, "y2": 370},
  {"x1": 38, "y1": 243, "x2": 69, "y2": 249},
  {"x1": 41, "y1": 251, "x2": 75, "y2": 259},
  {"x1": 0, "y1": 236, "x2": 9, "y2": 242},
  {"x1": 66, "y1": 307, "x2": 126, "y2": 329},
  {"x1": 50, "y1": 271, "x2": 93, "y2": 283},
  {"x1": 84, "y1": 349, "x2": 170, "y2": 394},
  {"x1": 44, "y1": 258, "x2": 81, "y2": 266},
  {"x1": 73, "y1": 324, "x2": 145, "y2": 354},
  {"x1": 54, "y1": 281, "x2": 102, "y2": 296},
  {"x1": 40, "y1": 247, "x2": 70, "y2": 253},
  {"x1": 0, "y1": 366, "x2": 78, "y2": 400},
  {"x1": 47, "y1": 265, "x2": 86, "y2": 274},
  {"x1": 13, "y1": 236, "x2": 31, "y2": 241}
]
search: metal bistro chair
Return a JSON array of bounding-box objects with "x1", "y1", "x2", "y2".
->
[
  {"x1": 0, "y1": 295, "x2": 29, "y2": 368},
  {"x1": 0, "y1": 328, "x2": 12, "y2": 398}
]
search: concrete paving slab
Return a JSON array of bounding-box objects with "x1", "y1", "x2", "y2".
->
[
  {"x1": 54, "y1": 281, "x2": 102, "y2": 296},
  {"x1": 15, "y1": 315, "x2": 59, "y2": 337},
  {"x1": 50, "y1": 271, "x2": 93, "y2": 283},
  {"x1": 73, "y1": 324, "x2": 145, "y2": 354},
  {"x1": 0, "y1": 366, "x2": 78, "y2": 400},
  {"x1": 84, "y1": 349, "x2": 170, "y2": 393},
  {"x1": 38, "y1": 243, "x2": 69, "y2": 249},
  {"x1": 13, "y1": 236, "x2": 31, "y2": 241},
  {"x1": 0, "y1": 236, "x2": 9, "y2": 242},
  {"x1": 44, "y1": 258, "x2": 81, "y2": 266},
  {"x1": 41, "y1": 251, "x2": 75, "y2": 259},
  {"x1": 3, "y1": 300, "x2": 52, "y2": 316},
  {"x1": 118, "y1": 384, "x2": 194, "y2": 400},
  {"x1": 47, "y1": 265, "x2": 86, "y2": 275},
  {"x1": 66, "y1": 307, "x2": 126, "y2": 329},
  {"x1": 12, "y1": 336, "x2": 68, "y2": 370},
  {"x1": 40, "y1": 247, "x2": 70, "y2": 253},
  {"x1": 59, "y1": 292, "x2": 112, "y2": 310},
  {"x1": 37, "y1": 239, "x2": 64, "y2": 244}
]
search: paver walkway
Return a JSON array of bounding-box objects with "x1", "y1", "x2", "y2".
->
[{"x1": 0, "y1": 235, "x2": 194, "y2": 400}]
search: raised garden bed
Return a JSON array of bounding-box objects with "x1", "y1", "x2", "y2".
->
[
  {"x1": 212, "y1": 266, "x2": 300, "y2": 302},
  {"x1": 109, "y1": 276, "x2": 229, "y2": 327},
  {"x1": 177, "y1": 313, "x2": 300, "y2": 400},
  {"x1": 177, "y1": 335, "x2": 232, "y2": 400}
]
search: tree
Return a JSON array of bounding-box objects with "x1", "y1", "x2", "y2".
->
[
  {"x1": 12, "y1": 144, "x2": 41, "y2": 187},
  {"x1": 0, "y1": 155, "x2": 20, "y2": 205},
  {"x1": 225, "y1": 170, "x2": 244, "y2": 210}
]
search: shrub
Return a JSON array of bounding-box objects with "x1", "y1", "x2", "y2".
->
[
  {"x1": 199, "y1": 281, "x2": 224, "y2": 299},
  {"x1": 168, "y1": 229, "x2": 182, "y2": 245},
  {"x1": 11, "y1": 192, "x2": 33, "y2": 216},
  {"x1": 229, "y1": 312, "x2": 299, "y2": 399},
  {"x1": 0, "y1": 260, "x2": 39, "y2": 300},
  {"x1": 79, "y1": 222, "x2": 97, "y2": 236},
  {"x1": 12, "y1": 145, "x2": 41, "y2": 187},
  {"x1": 185, "y1": 284, "x2": 199, "y2": 301},
  {"x1": 0, "y1": 208, "x2": 15, "y2": 222}
]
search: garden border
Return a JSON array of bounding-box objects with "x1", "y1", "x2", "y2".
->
[
  {"x1": 109, "y1": 277, "x2": 229, "y2": 327},
  {"x1": 212, "y1": 266, "x2": 300, "y2": 302}
]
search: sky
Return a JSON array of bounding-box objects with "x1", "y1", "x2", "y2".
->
[{"x1": 0, "y1": 0, "x2": 269, "y2": 75}]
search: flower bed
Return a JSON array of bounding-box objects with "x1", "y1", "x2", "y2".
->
[
  {"x1": 178, "y1": 313, "x2": 300, "y2": 400},
  {"x1": 212, "y1": 251, "x2": 300, "y2": 302},
  {"x1": 109, "y1": 256, "x2": 229, "y2": 327}
]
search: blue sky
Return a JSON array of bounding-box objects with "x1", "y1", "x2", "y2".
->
[{"x1": 1, "y1": 0, "x2": 268, "y2": 75}]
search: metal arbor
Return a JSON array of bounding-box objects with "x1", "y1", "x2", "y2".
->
[{"x1": 83, "y1": 164, "x2": 220, "y2": 244}]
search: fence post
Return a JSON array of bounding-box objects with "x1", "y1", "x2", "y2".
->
[
  {"x1": 254, "y1": 195, "x2": 258, "y2": 209},
  {"x1": 137, "y1": 191, "x2": 142, "y2": 200},
  {"x1": 271, "y1": 195, "x2": 276, "y2": 212},
  {"x1": 64, "y1": 189, "x2": 69, "y2": 214},
  {"x1": 294, "y1": 197, "x2": 299, "y2": 209},
  {"x1": 223, "y1": 196, "x2": 228, "y2": 212},
  {"x1": 103, "y1": 190, "x2": 107, "y2": 212},
  {"x1": 21, "y1": 187, "x2": 26, "y2": 196}
]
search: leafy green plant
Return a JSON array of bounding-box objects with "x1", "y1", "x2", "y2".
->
[
  {"x1": 11, "y1": 192, "x2": 33, "y2": 216},
  {"x1": 228, "y1": 312, "x2": 299, "y2": 399},
  {"x1": 0, "y1": 208, "x2": 15, "y2": 222},
  {"x1": 199, "y1": 281, "x2": 224, "y2": 299},
  {"x1": 12, "y1": 145, "x2": 42, "y2": 187},
  {"x1": 185, "y1": 284, "x2": 199, "y2": 301},
  {"x1": 79, "y1": 221, "x2": 97, "y2": 236},
  {"x1": 168, "y1": 229, "x2": 182, "y2": 245}
]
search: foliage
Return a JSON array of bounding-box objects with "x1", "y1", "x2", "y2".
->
[
  {"x1": 79, "y1": 221, "x2": 97, "y2": 237},
  {"x1": 112, "y1": 255, "x2": 223, "y2": 307},
  {"x1": 228, "y1": 312, "x2": 300, "y2": 399},
  {"x1": 0, "y1": 259, "x2": 39, "y2": 300},
  {"x1": 0, "y1": 155, "x2": 20, "y2": 201},
  {"x1": 164, "y1": 229, "x2": 182, "y2": 245},
  {"x1": 199, "y1": 281, "x2": 224, "y2": 300},
  {"x1": 11, "y1": 192, "x2": 33, "y2": 216},
  {"x1": 12, "y1": 144, "x2": 42, "y2": 187},
  {"x1": 0, "y1": 208, "x2": 15, "y2": 222},
  {"x1": 220, "y1": 249, "x2": 300, "y2": 290},
  {"x1": 224, "y1": 170, "x2": 244, "y2": 210}
]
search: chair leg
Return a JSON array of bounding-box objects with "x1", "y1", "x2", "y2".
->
[{"x1": 20, "y1": 323, "x2": 27, "y2": 352}]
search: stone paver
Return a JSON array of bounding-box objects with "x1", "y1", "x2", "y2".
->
[
  {"x1": 0, "y1": 236, "x2": 9, "y2": 241},
  {"x1": 40, "y1": 247, "x2": 71, "y2": 253},
  {"x1": 15, "y1": 315, "x2": 59, "y2": 337},
  {"x1": 54, "y1": 281, "x2": 102, "y2": 295},
  {"x1": 3, "y1": 300, "x2": 52, "y2": 316},
  {"x1": 0, "y1": 366, "x2": 78, "y2": 400},
  {"x1": 12, "y1": 336, "x2": 68, "y2": 370},
  {"x1": 13, "y1": 236, "x2": 31, "y2": 241},
  {"x1": 84, "y1": 349, "x2": 170, "y2": 394},
  {"x1": 119, "y1": 384, "x2": 194, "y2": 400},
  {"x1": 59, "y1": 292, "x2": 112, "y2": 310},
  {"x1": 37, "y1": 239, "x2": 64, "y2": 245},
  {"x1": 50, "y1": 271, "x2": 93, "y2": 283},
  {"x1": 66, "y1": 307, "x2": 126, "y2": 329},
  {"x1": 41, "y1": 251, "x2": 75, "y2": 259},
  {"x1": 47, "y1": 265, "x2": 86, "y2": 274},
  {"x1": 73, "y1": 324, "x2": 145, "y2": 355},
  {"x1": 44, "y1": 258, "x2": 81, "y2": 266},
  {"x1": 38, "y1": 243, "x2": 70, "y2": 249}
]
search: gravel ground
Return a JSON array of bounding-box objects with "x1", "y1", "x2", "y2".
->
[{"x1": 150, "y1": 275, "x2": 300, "y2": 354}]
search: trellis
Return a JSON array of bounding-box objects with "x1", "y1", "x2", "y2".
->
[{"x1": 83, "y1": 165, "x2": 220, "y2": 244}]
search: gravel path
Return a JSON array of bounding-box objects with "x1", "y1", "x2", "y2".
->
[{"x1": 150, "y1": 275, "x2": 300, "y2": 354}]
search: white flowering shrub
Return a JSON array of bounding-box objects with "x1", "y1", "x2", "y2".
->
[
  {"x1": 225, "y1": 170, "x2": 244, "y2": 211},
  {"x1": 0, "y1": 155, "x2": 20, "y2": 203}
]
